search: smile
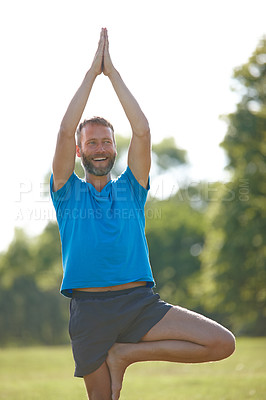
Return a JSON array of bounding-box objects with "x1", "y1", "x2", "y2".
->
[{"x1": 93, "y1": 157, "x2": 108, "y2": 161}]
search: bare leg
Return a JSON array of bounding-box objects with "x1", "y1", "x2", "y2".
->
[
  {"x1": 106, "y1": 306, "x2": 235, "y2": 400},
  {"x1": 83, "y1": 361, "x2": 112, "y2": 400}
]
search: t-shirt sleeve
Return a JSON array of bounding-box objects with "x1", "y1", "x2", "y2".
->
[
  {"x1": 50, "y1": 172, "x2": 78, "y2": 214},
  {"x1": 123, "y1": 166, "x2": 150, "y2": 208}
]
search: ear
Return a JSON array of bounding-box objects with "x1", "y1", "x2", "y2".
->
[{"x1": 76, "y1": 145, "x2": 81, "y2": 158}]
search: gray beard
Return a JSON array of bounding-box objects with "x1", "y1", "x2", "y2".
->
[{"x1": 80, "y1": 152, "x2": 116, "y2": 176}]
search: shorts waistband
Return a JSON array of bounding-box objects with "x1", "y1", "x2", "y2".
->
[{"x1": 72, "y1": 285, "x2": 151, "y2": 299}]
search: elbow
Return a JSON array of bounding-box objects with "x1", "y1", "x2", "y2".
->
[
  {"x1": 142, "y1": 126, "x2": 151, "y2": 142},
  {"x1": 58, "y1": 125, "x2": 68, "y2": 137},
  {"x1": 144, "y1": 124, "x2": 151, "y2": 137},
  {"x1": 58, "y1": 123, "x2": 76, "y2": 139},
  {"x1": 134, "y1": 123, "x2": 150, "y2": 139}
]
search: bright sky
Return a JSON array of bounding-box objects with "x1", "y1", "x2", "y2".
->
[{"x1": 0, "y1": 0, "x2": 265, "y2": 251}]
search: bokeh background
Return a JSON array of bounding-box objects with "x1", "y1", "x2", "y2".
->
[{"x1": 0, "y1": 0, "x2": 265, "y2": 346}]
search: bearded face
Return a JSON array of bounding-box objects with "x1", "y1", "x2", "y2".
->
[
  {"x1": 80, "y1": 150, "x2": 116, "y2": 176},
  {"x1": 78, "y1": 124, "x2": 117, "y2": 177}
]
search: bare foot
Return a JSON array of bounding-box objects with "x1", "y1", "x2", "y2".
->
[{"x1": 106, "y1": 343, "x2": 131, "y2": 400}]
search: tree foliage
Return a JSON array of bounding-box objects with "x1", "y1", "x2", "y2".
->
[
  {"x1": 146, "y1": 196, "x2": 205, "y2": 310},
  {"x1": 200, "y1": 37, "x2": 266, "y2": 335},
  {"x1": 152, "y1": 137, "x2": 187, "y2": 170},
  {"x1": 0, "y1": 225, "x2": 68, "y2": 345}
]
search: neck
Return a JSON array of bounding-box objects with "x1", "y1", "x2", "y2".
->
[{"x1": 85, "y1": 172, "x2": 111, "y2": 192}]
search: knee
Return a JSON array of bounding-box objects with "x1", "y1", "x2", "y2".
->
[
  {"x1": 209, "y1": 329, "x2": 236, "y2": 361},
  {"x1": 220, "y1": 330, "x2": 236, "y2": 359}
]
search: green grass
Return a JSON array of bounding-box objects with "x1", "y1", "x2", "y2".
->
[{"x1": 0, "y1": 338, "x2": 265, "y2": 399}]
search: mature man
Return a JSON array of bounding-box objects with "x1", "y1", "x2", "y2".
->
[{"x1": 50, "y1": 28, "x2": 235, "y2": 400}]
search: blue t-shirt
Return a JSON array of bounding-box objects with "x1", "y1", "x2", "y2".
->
[{"x1": 50, "y1": 166, "x2": 155, "y2": 297}]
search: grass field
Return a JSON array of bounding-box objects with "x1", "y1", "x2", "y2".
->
[{"x1": 0, "y1": 337, "x2": 265, "y2": 399}]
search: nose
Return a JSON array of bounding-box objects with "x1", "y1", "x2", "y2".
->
[{"x1": 96, "y1": 142, "x2": 105, "y2": 153}]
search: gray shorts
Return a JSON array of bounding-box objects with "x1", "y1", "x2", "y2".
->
[{"x1": 69, "y1": 286, "x2": 172, "y2": 377}]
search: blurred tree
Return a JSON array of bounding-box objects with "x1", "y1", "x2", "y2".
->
[
  {"x1": 0, "y1": 225, "x2": 68, "y2": 345},
  {"x1": 152, "y1": 137, "x2": 187, "y2": 171},
  {"x1": 33, "y1": 222, "x2": 62, "y2": 290},
  {"x1": 146, "y1": 193, "x2": 206, "y2": 311},
  {"x1": 200, "y1": 37, "x2": 266, "y2": 335}
]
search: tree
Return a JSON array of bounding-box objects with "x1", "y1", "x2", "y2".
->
[
  {"x1": 0, "y1": 225, "x2": 68, "y2": 345},
  {"x1": 200, "y1": 37, "x2": 266, "y2": 335},
  {"x1": 146, "y1": 192, "x2": 206, "y2": 310}
]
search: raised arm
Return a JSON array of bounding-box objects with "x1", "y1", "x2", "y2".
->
[
  {"x1": 52, "y1": 29, "x2": 105, "y2": 191},
  {"x1": 103, "y1": 29, "x2": 151, "y2": 189}
]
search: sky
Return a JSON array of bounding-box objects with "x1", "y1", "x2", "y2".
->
[{"x1": 0, "y1": 0, "x2": 265, "y2": 251}]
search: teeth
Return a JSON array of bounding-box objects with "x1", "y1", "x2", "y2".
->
[{"x1": 93, "y1": 158, "x2": 107, "y2": 161}]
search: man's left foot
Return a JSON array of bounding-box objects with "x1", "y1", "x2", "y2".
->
[{"x1": 106, "y1": 343, "x2": 130, "y2": 400}]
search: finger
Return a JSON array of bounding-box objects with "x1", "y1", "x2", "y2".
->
[
  {"x1": 97, "y1": 30, "x2": 105, "y2": 55},
  {"x1": 103, "y1": 29, "x2": 109, "y2": 53},
  {"x1": 98, "y1": 28, "x2": 103, "y2": 44},
  {"x1": 105, "y1": 28, "x2": 109, "y2": 48},
  {"x1": 97, "y1": 28, "x2": 105, "y2": 49}
]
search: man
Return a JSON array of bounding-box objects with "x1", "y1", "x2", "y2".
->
[{"x1": 50, "y1": 28, "x2": 235, "y2": 400}]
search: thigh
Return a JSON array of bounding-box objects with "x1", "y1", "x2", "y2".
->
[
  {"x1": 141, "y1": 305, "x2": 231, "y2": 345},
  {"x1": 83, "y1": 361, "x2": 112, "y2": 400}
]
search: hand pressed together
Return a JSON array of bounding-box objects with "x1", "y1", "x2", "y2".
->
[
  {"x1": 102, "y1": 28, "x2": 115, "y2": 77},
  {"x1": 91, "y1": 28, "x2": 115, "y2": 77},
  {"x1": 90, "y1": 28, "x2": 105, "y2": 76}
]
